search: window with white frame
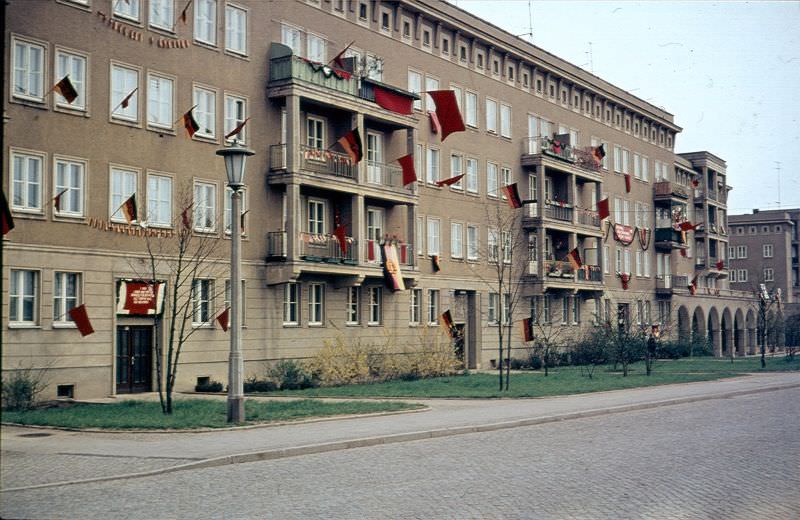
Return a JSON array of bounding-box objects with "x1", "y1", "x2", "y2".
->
[
  {"x1": 416, "y1": 216, "x2": 425, "y2": 256},
  {"x1": 409, "y1": 288, "x2": 421, "y2": 325},
  {"x1": 194, "y1": 0, "x2": 217, "y2": 45},
  {"x1": 114, "y1": 0, "x2": 140, "y2": 21},
  {"x1": 147, "y1": 174, "x2": 172, "y2": 226},
  {"x1": 764, "y1": 268, "x2": 774, "y2": 282},
  {"x1": 763, "y1": 244, "x2": 773, "y2": 258},
  {"x1": 9, "y1": 270, "x2": 38, "y2": 325},
  {"x1": 488, "y1": 292, "x2": 499, "y2": 325},
  {"x1": 737, "y1": 245, "x2": 747, "y2": 258},
  {"x1": 12, "y1": 38, "x2": 45, "y2": 101},
  {"x1": 193, "y1": 86, "x2": 216, "y2": 138},
  {"x1": 501, "y1": 167, "x2": 512, "y2": 191},
  {"x1": 224, "y1": 94, "x2": 247, "y2": 143},
  {"x1": 408, "y1": 70, "x2": 422, "y2": 111},
  {"x1": 615, "y1": 247, "x2": 623, "y2": 273},
  {"x1": 427, "y1": 289, "x2": 439, "y2": 325},
  {"x1": 53, "y1": 272, "x2": 80, "y2": 324},
  {"x1": 427, "y1": 218, "x2": 440, "y2": 256},
  {"x1": 644, "y1": 251, "x2": 650, "y2": 277},
  {"x1": 306, "y1": 116, "x2": 324, "y2": 150},
  {"x1": 613, "y1": 146, "x2": 622, "y2": 173},
  {"x1": 224, "y1": 187, "x2": 247, "y2": 235},
  {"x1": 55, "y1": 158, "x2": 85, "y2": 217},
  {"x1": 379, "y1": 7, "x2": 391, "y2": 34},
  {"x1": 485, "y1": 98, "x2": 498, "y2": 133},
  {"x1": 307, "y1": 33, "x2": 326, "y2": 62},
  {"x1": 149, "y1": 0, "x2": 174, "y2": 30},
  {"x1": 193, "y1": 181, "x2": 216, "y2": 232},
  {"x1": 449, "y1": 85, "x2": 463, "y2": 113},
  {"x1": 425, "y1": 76, "x2": 439, "y2": 113},
  {"x1": 467, "y1": 224, "x2": 479, "y2": 260},
  {"x1": 450, "y1": 154, "x2": 463, "y2": 190},
  {"x1": 346, "y1": 286, "x2": 359, "y2": 324},
  {"x1": 281, "y1": 24, "x2": 302, "y2": 55},
  {"x1": 623, "y1": 199, "x2": 631, "y2": 226},
  {"x1": 641, "y1": 157, "x2": 649, "y2": 181},
  {"x1": 307, "y1": 198, "x2": 325, "y2": 234},
  {"x1": 636, "y1": 251, "x2": 643, "y2": 277},
  {"x1": 11, "y1": 151, "x2": 42, "y2": 212},
  {"x1": 55, "y1": 49, "x2": 86, "y2": 110},
  {"x1": 603, "y1": 245, "x2": 609, "y2": 273},
  {"x1": 111, "y1": 64, "x2": 139, "y2": 122},
  {"x1": 147, "y1": 73, "x2": 173, "y2": 129},
  {"x1": 283, "y1": 282, "x2": 299, "y2": 324},
  {"x1": 487, "y1": 162, "x2": 498, "y2": 197},
  {"x1": 451, "y1": 222, "x2": 463, "y2": 258},
  {"x1": 225, "y1": 4, "x2": 247, "y2": 55},
  {"x1": 368, "y1": 286, "x2": 382, "y2": 325},
  {"x1": 624, "y1": 249, "x2": 631, "y2": 273},
  {"x1": 561, "y1": 297, "x2": 569, "y2": 324},
  {"x1": 633, "y1": 153, "x2": 641, "y2": 179},
  {"x1": 191, "y1": 278, "x2": 213, "y2": 324},
  {"x1": 426, "y1": 148, "x2": 439, "y2": 184},
  {"x1": 738, "y1": 269, "x2": 748, "y2": 282},
  {"x1": 500, "y1": 103, "x2": 512, "y2": 138},
  {"x1": 308, "y1": 283, "x2": 324, "y2": 325},
  {"x1": 110, "y1": 167, "x2": 137, "y2": 221},
  {"x1": 621, "y1": 149, "x2": 630, "y2": 175},
  {"x1": 465, "y1": 91, "x2": 478, "y2": 127},
  {"x1": 730, "y1": 270, "x2": 737, "y2": 283},
  {"x1": 465, "y1": 158, "x2": 478, "y2": 194},
  {"x1": 488, "y1": 228, "x2": 499, "y2": 263},
  {"x1": 572, "y1": 296, "x2": 580, "y2": 324}
]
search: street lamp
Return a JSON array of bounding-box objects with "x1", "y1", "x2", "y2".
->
[{"x1": 217, "y1": 140, "x2": 254, "y2": 423}]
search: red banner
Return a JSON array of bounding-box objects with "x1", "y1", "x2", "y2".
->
[
  {"x1": 613, "y1": 224, "x2": 635, "y2": 245},
  {"x1": 117, "y1": 280, "x2": 165, "y2": 315}
]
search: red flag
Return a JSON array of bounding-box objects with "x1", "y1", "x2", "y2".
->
[
  {"x1": 620, "y1": 272, "x2": 630, "y2": 290},
  {"x1": 591, "y1": 144, "x2": 606, "y2": 166},
  {"x1": 679, "y1": 221, "x2": 703, "y2": 232},
  {"x1": 69, "y1": 304, "x2": 94, "y2": 336},
  {"x1": 688, "y1": 275, "x2": 698, "y2": 295},
  {"x1": 331, "y1": 40, "x2": 355, "y2": 69},
  {"x1": 374, "y1": 85, "x2": 413, "y2": 115},
  {"x1": 715, "y1": 260, "x2": 724, "y2": 270},
  {"x1": 567, "y1": 248, "x2": 582, "y2": 270},
  {"x1": 502, "y1": 183, "x2": 523, "y2": 209},
  {"x1": 216, "y1": 307, "x2": 230, "y2": 332},
  {"x1": 440, "y1": 309, "x2": 456, "y2": 338},
  {"x1": 597, "y1": 198, "x2": 610, "y2": 220},
  {"x1": 429, "y1": 112, "x2": 441, "y2": 134},
  {"x1": 624, "y1": 173, "x2": 631, "y2": 193},
  {"x1": 691, "y1": 178, "x2": 699, "y2": 188},
  {"x1": 333, "y1": 225, "x2": 347, "y2": 255},
  {"x1": 397, "y1": 154, "x2": 417, "y2": 186},
  {"x1": 337, "y1": 128, "x2": 363, "y2": 164},
  {"x1": 367, "y1": 239, "x2": 376, "y2": 261},
  {"x1": 180, "y1": 0, "x2": 193, "y2": 24},
  {"x1": 2, "y1": 190, "x2": 15, "y2": 236},
  {"x1": 426, "y1": 90, "x2": 466, "y2": 141},
  {"x1": 435, "y1": 174, "x2": 465, "y2": 187},
  {"x1": 121, "y1": 194, "x2": 138, "y2": 223},
  {"x1": 225, "y1": 117, "x2": 250, "y2": 140},
  {"x1": 52, "y1": 75, "x2": 78, "y2": 104},
  {"x1": 53, "y1": 188, "x2": 68, "y2": 212},
  {"x1": 181, "y1": 203, "x2": 193, "y2": 229},
  {"x1": 680, "y1": 248, "x2": 687, "y2": 257},
  {"x1": 432, "y1": 254, "x2": 441, "y2": 272},
  {"x1": 521, "y1": 318, "x2": 534, "y2": 342},
  {"x1": 183, "y1": 107, "x2": 200, "y2": 138}
]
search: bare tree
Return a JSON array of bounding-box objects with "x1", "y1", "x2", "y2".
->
[{"x1": 527, "y1": 305, "x2": 567, "y2": 377}]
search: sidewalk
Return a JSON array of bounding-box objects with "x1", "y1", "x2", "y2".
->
[{"x1": 3, "y1": 372, "x2": 799, "y2": 492}]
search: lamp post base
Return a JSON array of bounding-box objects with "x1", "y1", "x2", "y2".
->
[{"x1": 227, "y1": 397, "x2": 245, "y2": 423}]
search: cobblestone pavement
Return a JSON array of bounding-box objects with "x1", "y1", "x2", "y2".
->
[{"x1": 3, "y1": 387, "x2": 798, "y2": 519}]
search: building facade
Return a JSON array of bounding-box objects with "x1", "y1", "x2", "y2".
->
[{"x1": 3, "y1": 0, "x2": 756, "y2": 400}]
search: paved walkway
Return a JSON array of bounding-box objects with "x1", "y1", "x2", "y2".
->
[{"x1": 2, "y1": 372, "x2": 799, "y2": 492}]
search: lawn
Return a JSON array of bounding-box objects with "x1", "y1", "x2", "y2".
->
[
  {"x1": 1, "y1": 399, "x2": 423, "y2": 430},
  {"x1": 253, "y1": 356, "x2": 800, "y2": 399}
]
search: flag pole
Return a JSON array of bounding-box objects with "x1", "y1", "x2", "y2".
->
[
  {"x1": 111, "y1": 87, "x2": 138, "y2": 114},
  {"x1": 174, "y1": 104, "x2": 199, "y2": 126}
]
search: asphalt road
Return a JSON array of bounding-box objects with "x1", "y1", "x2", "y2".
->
[{"x1": 3, "y1": 386, "x2": 798, "y2": 519}]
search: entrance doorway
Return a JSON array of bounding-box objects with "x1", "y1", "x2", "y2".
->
[{"x1": 116, "y1": 325, "x2": 153, "y2": 393}]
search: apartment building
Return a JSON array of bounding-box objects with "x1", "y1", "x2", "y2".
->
[
  {"x1": 729, "y1": 209, "x2": 800, "y2": 304},
  {"x1": 3, "y1": 0, "x2": 756, "y2": 399}
]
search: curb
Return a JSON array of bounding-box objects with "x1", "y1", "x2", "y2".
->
[{"x1": 4, "y1": 381, "x2": 798, "y2": 493}]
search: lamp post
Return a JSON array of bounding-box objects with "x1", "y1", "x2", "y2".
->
[{"x1": 217, "y1": 140, "x2": 254, "y2": 423}]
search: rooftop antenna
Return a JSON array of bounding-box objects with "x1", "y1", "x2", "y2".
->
[
  {"x1": 775, "y1": 161, "x2": 782, "y2": 208},
  {"x1": 586, "y1": 41, "x2": 594, "y2": 74},
  {"x1": 516, "y1": 1, "x2": 534, "y2": 43}
]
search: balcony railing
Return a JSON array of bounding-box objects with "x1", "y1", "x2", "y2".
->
[
  {"x1": 298, "y1": 145, "x2": 357, "y2": 179},
  {"x1": 266, "y1": 231, "x2": 287, "y2": 259},
  {"x1": 357, "y1": 78, "x2": 419, "y2": 109},
  {"x1": 522, "y1": 136, "x2": 602, "y2": 174},
  {"x1": 544, "y1": 260, "x2": 575, "y2": 279},
  {"x1": 654, "y1": 228, "x2": 685, "y2": 245},
  {"x1": 367, "y1": 161, "x2": 415, "y2": 193},
  {"x1": 269, "y1": 144, "x2": 287, "y2": 171},
  {"x1": 365, "y1": 240, "x2": 413, "y2": 266},
  {"x1": 300, "y1": 232, "x2": 357, "y2": 263},
  {"x1": 269, "y1": 49, "x2": 358, "y2": 97},
  {"x1": 576, "y1": 265, "x2": 603, "y2": 282},
  {"x1": 545, "y1": 203, "x2": 573, "y2": 222},
  {"x1": 577, "y1": 209, "x2": 600, "y2": 227},
  {"x1": 653, "y1": 181, "x2": 689, "y2": 200}
]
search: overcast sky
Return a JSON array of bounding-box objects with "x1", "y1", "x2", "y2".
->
[{"x1": 451, "y1": 0, "x2": 800, "y2": 215}]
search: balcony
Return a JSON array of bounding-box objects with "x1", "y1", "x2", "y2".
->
[
  {"x1": 576, "y1": 209, "x2": 600, "y2": 228},
  {"x1": 298, "y1": 145, "x2": 357, "y2": 179},
  {"x1": 364, "y1": 240, "x2": 414, "y2": 267},
  {"x1": 545, "y1": 260, "x2": 575, "y2": 279},
  {"x1": 299, "y1": 232, "x2": 358, "y2": 264},
  {"x1": 576, "y1": 264, "x2": 603, "y2": 282},
  {"x1": 366, "y1": 161, "x2": 417, "y2": 193},
  {"x1": 266, "y1": 231, "x2": 287, "y2": 260},
  {"x1": 544, "y1": 203, "x2": 573, "y2": 222},
  {"x1": 653, "y1": 181, "x2": 689, "y2": 201},
  {"x1": 269, "y1": 50, "x2": 358, "y2": 97},
  {"x1": 520, "y1": 137, "x2": 603, "y2": 181},
  {"x1": 655, "y1": 275, "x2": 688, "y2": 296},
  {"x1": 654, "y1": 228, "x2": 688, "y2": 250}
]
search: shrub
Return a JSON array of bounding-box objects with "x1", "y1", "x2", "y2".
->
[
  {"x1": 243, "y1": 378, "x2": 278, "y2": 393},
  {"x1": 195, "y1": 380, "x2": 223, "y2": 393},
  {"x1": 527, "y1": 354, "x2": 543, "y2": 370},
  {"x1": 508, "y1": 358, "x2": 526, "y2": 370},
  {"x1": 269, "y1": 360, "x2": 317, "y2": 390},
  {"x1": 307, "y1": 337, "x2": 371, "y2": 387},
  {"x1": 2, "y1": 366, "x2": 50, "y2": 411}
]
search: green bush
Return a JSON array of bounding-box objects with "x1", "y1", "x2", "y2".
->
[
  {"x1": 527, "y1": 354, "x2": 543, "y2": 370},
  {"x1": 2, "y1": 366, "x2": 50, "y2": 411},
  {"x1": 243, "y1": 378, "x2": 278, "y2": 393},
  {"x1": 195, "y1": 380, "x2": 223, "y2": 392},
  {"x1": 269, "y1": 360, "x2": 317, "y2": 390},
  {"x1": 509, "y1": 358, "x2": 526, "y2": 370}
]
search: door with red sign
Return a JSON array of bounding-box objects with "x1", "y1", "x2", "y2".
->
[{"x1": 116, "y1": 326, "x2": 153, "y2": 393}]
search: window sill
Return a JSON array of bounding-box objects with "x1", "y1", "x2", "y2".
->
[
  {"x1": 52, "y1": 322, "x2": 77, "y2": 329},
  {"x1": 110, "y1": 117, "x2": 142, "y2": 129},
  {"x1": 56, "y1": 0, "x2": 92, "y2": 12},
  {"x1": 223, "y1": 49, "x2": 250, "y2": 61},
  {"x1": 192, "y1": 323, "x2": 214, "y2": 329},
  {"x1": 54, "y1": 105, "x2": 90, "y2": 117},
  {"x1": 54, "y1": 213, "x2": 86, "y2": 222},
  {"x1": 147, "y1": 125, "x2": 176, "y2": 136},
  {"x1": 193, "y1": 39, "x2": 220, "y2": 52},
  {"x1": 112, "y1": 14, "x2": 143, "y2": 27},
  {"x1": 8, "y1": 324, "x2": 41, "y2": 329},
  {"x1": 11, "y1": 209, "x2": 46, "y2": 218},
  {"x1": 282, "y1": 323, "x2": 300, "y2": 328},
  {"x1": 192, "y1": 134, "x2": 219, "y2": 145},
  {"x1": 10, "y1": 96, "x2": 48, "y2": 109}
]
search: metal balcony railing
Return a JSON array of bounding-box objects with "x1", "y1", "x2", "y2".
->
[
  {"x1": 300, "y1": 232, "x2": 357, "y2": 262},
  {"x1": 269, "y1": 52, "x2": 358, "y2": 96},
  {"x1": 577, "y1": 209, "x2": 600, "y2": 227},
  {"x1": 366, "y1": 161, "x2": 416, "y2": 193},
  {"x1": 653, "y1": 181, "x2": 689, "y2": 199},
  {"x1": 576, "y1": 264, "x2": 603, "y2": 282},
  {"x1": 522, "y1": 136, "x2": 575, "y2": 162},
  {"x1": 545, "y1": 203, "x2": 573, "y2": 222},
  {"x1": 266, "y1": 231, "x2": 287, "y2": 258},
  {"x1": 299, "y1": 145, "x2": 357, "y2": 179},
  {"x1": 365, "y1": 240, "x2": 414, "y2": 266},
  {"x1": 269, "y1": 144, "x2": 287, "y2": 171},
  {"x1": 544, "y1": 260, "x2": 575, "y2": 279}
]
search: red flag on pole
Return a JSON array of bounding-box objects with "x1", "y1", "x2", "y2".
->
[
  {"x1": 597, "y1": 198, "x2": 610, "y2": 220},
  {"x1": 567, "y1": 248, "x2": 582, "y2": 270},
  {"x1": 337, "y1": 128, "x2": 363, "y2": 164},
  {"x1": 224, "y1": 117, "x2": 250, "y2": 140},
  {"x1": 52, "y1": 75, "x2": 78, "y2": 104},
  {"x1": 432, "y1": 254, "x2": 441, "y2": 272},
  {"x1": 331, "y1": 40, "x2": 355, "y2": 69},
  {"x1": 2, "y1": 190, "x2": 15, "y2": 236},
  {"x1": 502, "y1": 184, "x2": 523, "y2": 209},
  {"x1": 521, "y1": 318, "x2": 534, "y2": 342},
  {"x1": 440, "y1": 309, "x2": 456, "y2": 338},
  {"x1": 182, "y1": 107, "x2": 200, "y2": 138},
  {"x1": 715, "y1": 260, "x2": 724, "y2": 270},
  {"x1": 216, "y1": 307, "x2": 230, "y2": 332},
  {"x1": 180, "y1": 0, "x2": 193, "y2": 24},
  {"x1": 53, "y1": 189, "x2": 68, "y2": 212},
  {"x1": 69, "y1": 304, "x2": 95, "y2": 336},
  {"x1": 374, "y1": 85, "x2": 413, "y2": 115},
  {"x1": 624, "y1": 173, "x2": 631, "y2": 193},
  {"x1": 591, "y1": 144, "x2": 606, "y2": 166},
  {"x1": 333, "y1": 225, "x2": 347, "y2": 255},
  {"x1": 435, "y1": 174, "x2": 465, "y2": 188},
  {"x1": 397, "y1": 154, "x2": 417, "y2": 186},
  {"x1": 426, "y1": 90, "x2": 466, "y2": 141},
  {"x1": 121, "y1": 194, "x2": 138, "y2": 223}
]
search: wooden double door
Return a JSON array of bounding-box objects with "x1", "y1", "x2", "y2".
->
[{"x1": 116, "y1": 326, "x2": 153, "y2": 393}]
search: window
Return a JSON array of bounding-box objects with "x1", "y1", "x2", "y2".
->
[
  {"x1": 737, "y1": 245, "x2": 748, "y2": 259},
  {"x1": 110, "y1": 167, "x2": 137, "y2": 221},
  {"x1": 307, "y1": 198, "x2": 326, "y2": 234},
  {"x1": 487, "y1": 162, "x2": 498, "y2": 197},
  {"x1": 644, "y1": 252, "x2": 651, "y2": 277},
  {"x1": 492, "y1": 59, "x2": 499, "y2": 76},
  {"x1": 603, "y1": 245, "x2": 609, "y2": 274},
  {"x1": 9, "y1": 270, "x2": 38, "y2": 325},
  {"x1": 147, "y1": 73, "x2": 174, "y2": 129},
  {"x1": 488, "y1": 293, "x2": 499, "y2": 325},
  {"x1": 402, "y1": 20, "x2": 412, "y2": 42},
  {"x1": 225, "y1": 4, "x2": 247, "y2": 55},
  {"x1": 223, "y1": 280, "x2": 246, "y2": 325},
  {"x1": 346, "y1": 286, "x2": 359, "y2": 324},
  {"x1": 466, "y1": 158, "x2": 478, "y2": 194},
  {"x1": 451, "y1": 222, "x2": 463, "y2": 258},
  {"x1": 441, "y1": 37, "x2": 450, "y2": 56},
  {"x1": 633, "y1": 153, "x2": 641, "y2": 179},
  {"x1": 52, "y1": 158, "x2": 84, "y2": 217},
  {"x1": 427, "y1": 289, "x2": 439, "y2": 325},
  {"x1": 636, "y1": 251, "x2": 643, "y2": 277},
  {"x1": 114, "y1": 0, "x2": 140, "y2": 21},
  {"x1": 150, "y1": 0, "x2": 174, "y2": 30},
  {"x1": 306, "y1": 116, "x2": 325, "y2": 150},
  {"x1": 572, "y1": 297, "x2": 580, "y2": 324},
  {"x1": 147, "y1": 174, "x2": 173, "y2": 226},
  {"x1": 224, "y1": 94, "x2": 247, "y2": 143},
  {"x1": 500, "y1": 104, "x2": 512, "y2": 138},
  {"x1": 730, "y1": 270, "x2": 737, "y2": 283},
  {"x1": 561, "y1": 297, "x2": 569, "y2": 324},
  {"x1": 485, "y1": 98, "x2": 497, "y2": 133},
  {"x1": 11, "y1": 151, "x2": 43, "y2": 212},
  {"x1": 501, "y1": 167, "x2": 512, "y2": 191},
  {"x1": 12, "y1": 38, "x2": 45, "y2": 101},
  {"x1": 426, "y1": 148, "x2": 439, "y2": 184},
  {"x1": 281, "y1": 24, "x2": 302, "y2": 55},
  {"x1": 422, "y1": 28, "x2": 431, "y2": 49},
  {"x1": 738, "y1": 269, "x2": 748, "y2": 282},
  {"x1": 613, "y1": 146, "x2": 622, "y2": 173},
  {"x1": 223, "y1": 187, "x2": 247, "y2": 235},
  {"x1": 193, "y1": 86, "x2": 216, "y2": 138},
  {"x1": 53, "y1": 272, "x2": 80, "y2": 324},
  {"x1": 408, "y1": 70, "x2": 422, "y2": 111},
  {"x1": 194, "y1": 181, "x2": 217, "y2": 232},
  {"x1": 358, "y1": 1, "x2": 368, "y2": 21},
  {"x1": 308, "y1": 283, "x2": 324, "y2": 325},
  {"x1": 427, "y1": 218, "x2": 440, "y2": 256},
  {"x1": 763, "y1": 244, "x2": 773, "y2": 258},
  {"x1": 409, "y1": 288, "x2": 421, "y2": 325},
  {"x1": 621, "y1": 149, "x2": 630, "y2": 175},
  {"x1": 641, "y1": 157, "x2": 649, "y2": 181},
  {"x1": 488, "y1": 228, "x2": 499, "y2": 263},
  {"x1": 459, "y1": 45, "x2": 467, "y2": 63},
  {"x1": 764, "y1": 268, "x2": 774, "y2": 282},
  {"x1": 307, "y1": 33, "x2": 326, "y2": 62},
  {"x1": 368, "y1": 287, "x2": 382, "y2": 325},
  {"x1": 425, "y1": 76, "x2": 439, "y2": 113},
  {"x1": 194, "y1": 0, "x2": 217, "y2": 45},
  {"x1": 449, "y1": 154, "x2": 463, "y2": 190},
  {"x1": 615, "y1": 247, "x2": 623, "y2": 273},
  {"x1": 624, "y1": 249, "x2": 631, "y2": 273},
  {"x1": 54, "y1": 49, "x2": 87, "y2": 110},
  {"x1": 467, "y1": 225, "x2": 479, "y2": 260},
  {"x1": 416, "y1": 216, "x2": 425, "y2": 256},
  {"x1": 111, "y1": 64, "x2": 139, "y2": 122},
  {"x1": 191, "y1": 279, "x2": 213, "y2": 324},
  {"x1": 465, "y1": 91, "x2": 478, "y2": 127},
  {"x1": 283, "y1": 282, "x2": 299, "y2": 325}
]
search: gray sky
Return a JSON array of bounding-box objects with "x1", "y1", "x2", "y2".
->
[{"x1": 452, "y1": 0, "x2": 800, "y2": 214}]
